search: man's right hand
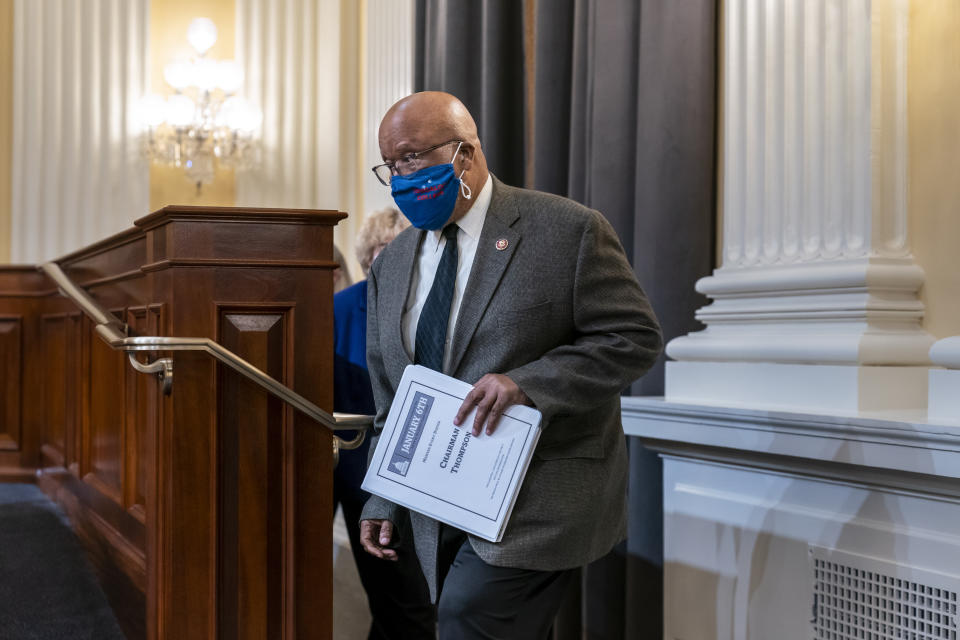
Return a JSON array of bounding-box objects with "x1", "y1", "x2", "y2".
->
[{"x1": 359, "y1": 519, "x2": 399, "y2": 561}]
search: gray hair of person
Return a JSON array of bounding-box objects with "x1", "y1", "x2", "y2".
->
[{"x1": 355, "y1": 207, "x2": 410, "y2": 276}]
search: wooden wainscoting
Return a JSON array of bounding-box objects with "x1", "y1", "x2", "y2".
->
[
  {"x1": 0, "y1": 206, "x2": 345, "y2": 640},
  {"x1": 0, "y1": 314, "x2": 23, "y2": 455},
  {"x1": 0, "y1": 266, "x2": 45, "y2": 481}
]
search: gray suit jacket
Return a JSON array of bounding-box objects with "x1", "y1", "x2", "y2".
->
[{"x1": 361, "y1": 177, "x2": 662, "y2": 600}]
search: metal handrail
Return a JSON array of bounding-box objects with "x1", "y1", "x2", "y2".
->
[{"x1": 39, "y1": 261, "x2": 371, "y2": 457}]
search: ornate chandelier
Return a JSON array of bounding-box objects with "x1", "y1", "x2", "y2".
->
[{"x1": 138, "y1": 17, "x2": 262, "y2": 189}]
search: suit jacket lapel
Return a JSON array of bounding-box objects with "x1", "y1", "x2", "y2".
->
[
  {"x1": 383, "y1": 227, "x2": 422, "y2": 372},
  {"x1": 448, "y1": 179, "x2": 521, "y2": 376}
]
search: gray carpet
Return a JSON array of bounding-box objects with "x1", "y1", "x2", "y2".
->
[{"x1": 0, "y1": 483, "x2": 125, "y2": 640}]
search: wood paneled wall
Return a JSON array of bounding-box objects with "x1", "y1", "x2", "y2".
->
[
  {"x1": 0, "y1": 206, "x2": 345, "y2": 640},
  {"x1": 0, "y1": 266, "x2": 44, "y2": 480}
]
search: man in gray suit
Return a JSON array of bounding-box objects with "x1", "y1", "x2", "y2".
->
[{"x1": 359, "y1": 91, "x2": 662, "y2": 639}]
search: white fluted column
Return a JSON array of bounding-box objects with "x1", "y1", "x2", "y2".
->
[
  {"x1": 667, "y1": 0, "x2": 933, "y2": 411},
  {"x1": 10, "y1": 0, "x2": 149, "y2": 263}
]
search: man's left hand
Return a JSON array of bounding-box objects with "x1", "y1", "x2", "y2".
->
[{"x1": 454, "y1": 373, "x2": 531, "y2": 437}]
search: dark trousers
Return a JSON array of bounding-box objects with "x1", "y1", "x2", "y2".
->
[
  {"x1": 335, "y1": 478, "x2": 436, "y2": 640},
  {"x1": 436, "y1": 525, "x2": 576, "y2": 640}
]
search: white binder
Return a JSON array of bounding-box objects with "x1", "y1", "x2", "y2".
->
[{"x1": 361, "y1": 365, "x2": 542, "y2": 543}]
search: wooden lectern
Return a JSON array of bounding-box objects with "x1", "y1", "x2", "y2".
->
[{"x1": 0, "y1": 206, "x2": 347, "y2": 639}]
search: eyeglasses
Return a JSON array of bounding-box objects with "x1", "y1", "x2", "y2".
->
[{"x1": 371, "y1": 139, "x2": 462, "y2": 186}]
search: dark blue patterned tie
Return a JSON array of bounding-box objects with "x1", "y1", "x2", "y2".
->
[{"x1": 415, "y1": 224, "x2": 459, "y2": 372}]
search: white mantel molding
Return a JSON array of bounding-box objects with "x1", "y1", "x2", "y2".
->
[
  {"x1": 693, "y1": 258, "x2": 924, "y2": 298},
  {"x1": 930, "y1": 337, "x2": 960, "y2": 369},
  {"x1": 929, "y1": 337, "x2": 960, "y2": 421},
  {"x1": 667, "y1": 258, "x2": 934, "y2": 366},
  {"x1": 622, "y1": 394, "x2": 960, "y2": 640},
  {"x1": 621, "y1": 396, "x2": 960, "y2": 482}
]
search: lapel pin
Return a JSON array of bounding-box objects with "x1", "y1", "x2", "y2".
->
[{"x1": 496, "y1": 238, "x2": 509, "y2": 251}]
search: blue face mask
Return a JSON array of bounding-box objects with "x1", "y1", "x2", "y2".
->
[{"x1": 390, "y1": 145, "x2": 472, "y2": 230}]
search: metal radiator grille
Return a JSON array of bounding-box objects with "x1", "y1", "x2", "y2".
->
[{"x1": 811, "y1": 547, "x2": 959, "y2": 640}]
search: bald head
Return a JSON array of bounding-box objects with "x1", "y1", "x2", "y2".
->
[
  {"x1": 378, "y1": 92, "x2": 489, "y2": 224},
  {"x1": 379, "y1": 91, "x2": 480, "y2": 150}
]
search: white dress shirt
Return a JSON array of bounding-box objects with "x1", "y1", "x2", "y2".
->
[{"x1": 402, "y1": 175, "x2": 494, "y2": 372}]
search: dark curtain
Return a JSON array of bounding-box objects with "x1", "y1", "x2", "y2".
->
[
  {"x1": 415, "y1": 1, "x2": 527, "y2": 187},
  {"x1": 416, "y1": 0, "x2": 717, "y2": 636}
]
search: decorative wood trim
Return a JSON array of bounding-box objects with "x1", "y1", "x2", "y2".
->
[
  {"x1": 128, "y1": 503, "x2": 146, "y2": 524},
  {"x1": 216, "y1": 303, "x2": 292, "y2": 638},
  {"x1": 2, "y1": 204, "x2": 338, "y2": 639},
  {"x1": 79, "y1": 315, "x2": 92, "y2": 480},
  {"x1": 0, "y1": 466, "x2": 35, "y2": 481},
  {"x1": 0, "y1": 315, "x2": 22, "y2": 451},
  {"x1": 55, "y1": 227, "x2": 146, "y2": 267},
  {"x1": 0, "y1": 265, "x2": 42, "y2": 272},
  {"x1": 85, "y1": 470, "x2": 123, "y2": 506},
  {"x1": 41, "y1": 313, "x2": 68, "y2": 462},
  {"x1": 124, "y1": 305, "x2": 163, "y2": 519},
  {"x1": 40, "y1": 443, "x2": 65, "y2": 469},
  {"x1": 82, "y1": 306, "x2": 128, "y2": 507},
  {"x1": 66, "y1": 313, "x2": 82, "y2": 471},
  {"x1": 140, "y1": 258, "x2": 338, "y2": 273},
  {"x1": 80, "y1": 269, "x2": 147, "y2": 290},
  {"x1": 0, "y1": 266, "x2": 50, "y2": 297},
  {"x1": 134, "y1": 205, "x2": 346, "y2": 232},
  {"x1": 40, "y1": 311, "x2": 75, "y2": 321}
]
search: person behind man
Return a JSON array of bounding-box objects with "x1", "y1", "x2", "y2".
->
[
  {"x1": 332, "y1": 244, "x2": 354, "y2": 293},
  {"x1": 358, "y1": 91, "x2": 663, "y2": 639},
  {"x1": 332, "y1": 208, "x2": 435, "y2": 639}
]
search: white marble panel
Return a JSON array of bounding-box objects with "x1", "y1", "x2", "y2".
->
[{"x1": 662, "y1": 457, "x2": 960, "y2": 639}]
